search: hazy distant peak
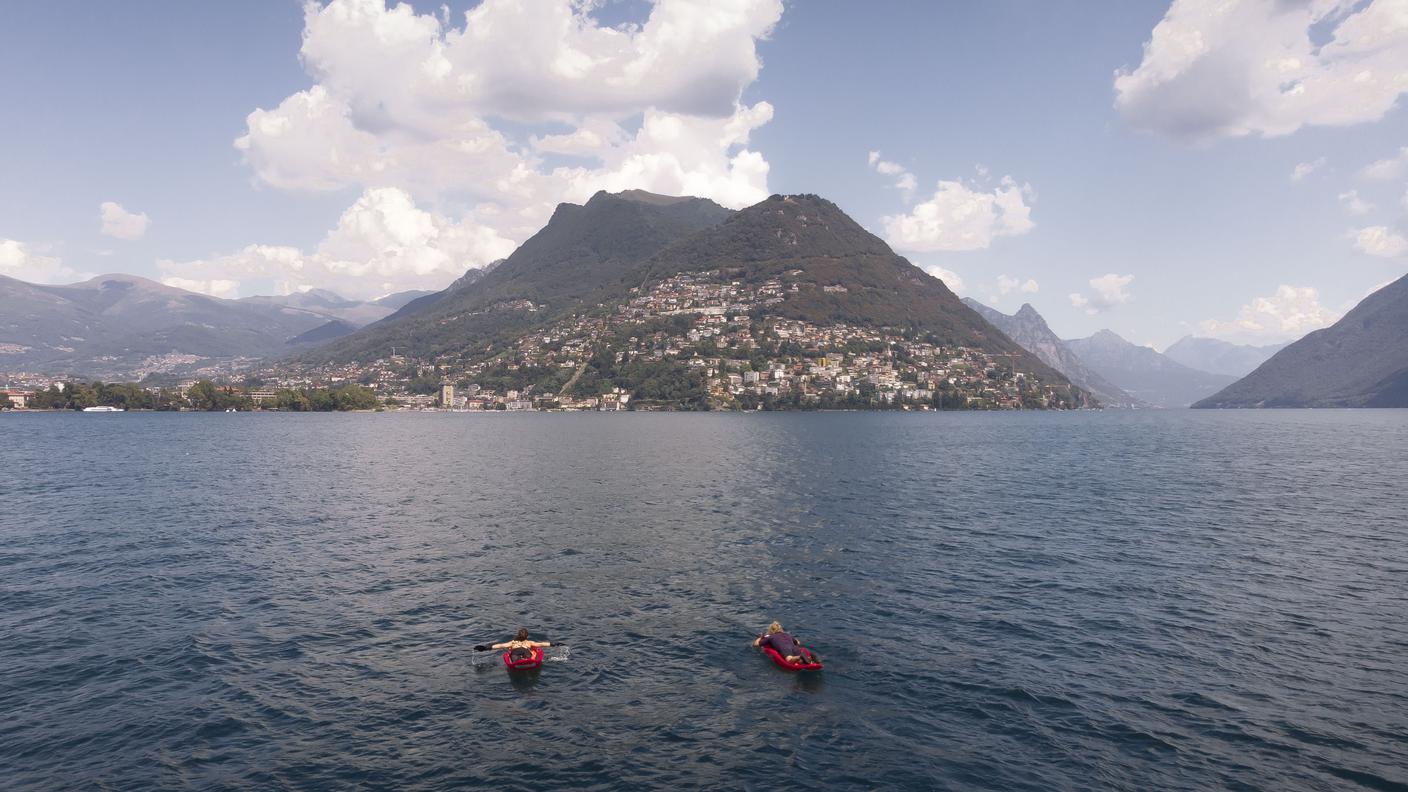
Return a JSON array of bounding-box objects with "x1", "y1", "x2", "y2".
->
[
  {"x1": 610, "y1": 189, "x2": 699, "y2": 206},
  {"x1": 1090, "y1": 328, "x2": 1130, "y2": 344},
  {"x1": 1014, "y1": 303, "x2": 1041, "y2": 319},
  {"x1": 80, "y1": 273, "x2": 188, "y2": 295}
]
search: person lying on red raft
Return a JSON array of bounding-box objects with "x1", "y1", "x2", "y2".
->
[
  {"x1": 753, "y1": 621, "x2": 821, "y2": 668},
  {"x1": 491, "y1": 628, "x2": 553, "y2": 662}
]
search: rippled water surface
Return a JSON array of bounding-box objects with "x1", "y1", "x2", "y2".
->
[{"x1": 2, "y1": 411, "x2": 1406, "y2": 791}]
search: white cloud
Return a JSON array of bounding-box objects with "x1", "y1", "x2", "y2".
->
[
  {"x1": 1352, "y1": 225, "x2": 1408, "y2": 256},
  {"x1": 1069, "y1": 273, "x2": 1133, "y2": 314},
  {"x1": 234, "y1": 0, "x2": 783, "y2": 253},
  {"x1": 1290, "y1": 157, "x2": 1326, "y2": 181},
  {"x1": 996, "y1": 274, "x2": 1039, "y2": 296},
  {"x1": 867, "y1": 150, "x2": 917, "y2": 198},
  {"x1": 0, "y1": 239, "x2": 90, "y2": 285},
  {"x1": 99, "y1": 201, "x2": 150, "y2": 240},
  {"x1": 881, "y1": 175, "x2": 1035, "y2": 252},
  {"x1": 922, "y1": 264, "x2": 965, "y2": 292},
  {"x1": 1115, "y1": 0, "x2": 1408, "y2": 142},
  {"x1": 1338, "y1": 189, "x2": 1375, "y2": 215},
  {"x1": 160, "y1": 277, "x2": 241, "y2": 299},
  {"x1": 1199, "y1": 284, "x2": 1339, "y2": 342},
  {"x1": 1362, "y1": 146, "x2": 1408, "y2": 180},
  {"x1": 158, "y1": 187, "x2": 516, "y2": 300}
]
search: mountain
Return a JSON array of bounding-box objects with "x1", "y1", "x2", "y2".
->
[
  {"x1": 962, "y1": 299, "x2": 1141, "y2": 408},
  {"x1": 238, "y1": 289, "x2": 395, "y2": 327},
  {"x1": 1194, "y1": 273, "x2": 1408, "y2": 408},
  {"x1": 624, "y1": 195, "x2": 1075, "y2": 387},
  {"x1": 373, "y1": 290, "x2": 436, "y2": 311},
  {"x1": 308, "y1": 190, "x2": 734, "y2": 362},
  {"x1": 0, "y1": 273, "x2": 336, "y2": 378},
  {"x1": 1065, "y1": 330, "x2": 1235, "y2": 408},
  {"x1": 1163, "y1": 336, "x2": 1289, "y2": 377},
  {"x1": 371, "y1": 259, "x2": 507, "y2": 325},
  {"x1": 301, "y1": 192, "x2": 1086, "y2": 408},
  {"x1": 288, "y1": 319, "x2": 358, "y2": 345}
]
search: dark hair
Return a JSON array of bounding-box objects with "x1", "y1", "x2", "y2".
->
[{"x1": 515, "y1": 628, "x2": 529, "y2": 641}]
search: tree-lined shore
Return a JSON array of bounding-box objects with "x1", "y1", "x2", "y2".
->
[{"x1": 4, "y1": 380, "x2": 380, "y2": 412}]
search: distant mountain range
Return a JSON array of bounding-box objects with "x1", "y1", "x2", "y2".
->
[
  {"x1": 1163, "y1": 336, "x2": 1287, "y2": 378},
  {"x1": 1064, "y1": 330, "x2": 1236, "y2": 408},
  {"x1": 0, "y1": 273, "x2": 428, "y2": 379},
  {"x1": 15, "y1": 187, "x2": 1396, "y2": 411},
  {"x1": 1196, "y1": 273, "x2": 1408, "y2": 408},
  {"x1": 959, "y1": 300, "x2": 1248, "y2": 408},
  {"x1": 963, "y1": 299, "x2": 1141, "y2": 408},
  {"x1": 304, "y1": 190, "x2": 1082, "y2": 404}
]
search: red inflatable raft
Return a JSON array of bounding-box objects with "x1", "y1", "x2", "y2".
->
[
  {"x1": 503, "y1": 646, "x2": 544, "y2": 671},
  {"x1": 762, "y1": 645, "x2": 823, "y2": 671}
]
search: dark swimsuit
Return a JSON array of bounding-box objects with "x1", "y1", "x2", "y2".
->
[{"x1": 761, "y1": 632, "x2": 804, "y2": 658}]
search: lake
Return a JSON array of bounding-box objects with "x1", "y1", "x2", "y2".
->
[{"x1": 2, "y1": 410, "x2": 1405, "y2": 790}]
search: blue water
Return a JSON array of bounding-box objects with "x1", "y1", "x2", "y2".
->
[{"x1": 2, "y1": 411, "x2": 1406, "y2": 791}]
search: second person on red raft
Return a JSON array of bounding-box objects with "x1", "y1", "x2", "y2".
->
[{"x1": 753, "y1": 621, "x2": 815, "y2": 664}]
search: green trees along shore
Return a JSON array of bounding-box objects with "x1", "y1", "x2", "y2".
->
[{"x1": 15, "y1": 381, "x2": 380, "y2": 412}]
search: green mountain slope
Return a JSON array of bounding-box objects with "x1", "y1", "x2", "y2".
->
[
  {"x1": 303, "y1": 190, "x2": 732, "y2": 363},
  {"x1": 627, "y1": 194, "x2": 1075, "y2": 384}
]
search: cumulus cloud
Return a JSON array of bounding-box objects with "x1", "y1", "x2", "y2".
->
[
  {"x1": 996, "y1": 274, "x2": 1039, "y2": 297},
  {"x1": 1352, "y1": 225, "x2": 1408, "y2": 256},
  {"x1": 921, "y1": 264, "x2": 965, "y2": 293},
  {"x1": 234, "y1": 0, "x2": 782, "y2": 248},
  {"x1": 1199, "y1": 284, "x2": 1339, "y2": 342},
  {"x1": 161, "y1": 277, "x2": 241, "y2": 299},
  {"x1": 881, "y1": 175, "x2": 1035, "y2": 252},
  {"x1": 0, "y1": 239, "x2": 90, "y2": 285},
  {"x1": 1338, "y1": 189, "x2": 1375, "y2": 215},
  {"x1": 1361, "y1": 146, "x2": 1408, "y2": 180},
  {"x1": 1290, "y1": 157, "x2": 1326, "y2": 181},
  {"x1": 1115, "y1": 0, "x2": 1408, "y2": 142},
  {"x1": 1069, "y1": 273, "x2": 1133, "y2": 315},
  {"x1": 99, "y1": 201, "x2": 150, "y2": 240},
  {"x1": 867, "y1": 151, "x2": 917, "y2": 198},
  {"x1": 158, "y1": 187, "x2": 516, "y2": 300}
]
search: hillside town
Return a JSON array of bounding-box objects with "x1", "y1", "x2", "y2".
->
[
  {"x1": 2, "y1": 270, "x2": 1081, "y2": 412},
  {"x1": 249, "y1": 269, "x2": 1076, "y2": 411}
]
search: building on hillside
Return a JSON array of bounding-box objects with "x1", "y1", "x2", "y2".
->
[{"x1": 440, "y1": 382, "x2": 455, "y2": 408}]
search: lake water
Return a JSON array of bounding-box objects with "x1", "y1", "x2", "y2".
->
[{"x1": 2, "y1": 411, "x2": 1406, "y2": 791}]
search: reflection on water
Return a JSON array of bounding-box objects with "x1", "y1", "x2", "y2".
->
[{"x1": 1, "y1": 410, "x2": 1406, "y2": 791}]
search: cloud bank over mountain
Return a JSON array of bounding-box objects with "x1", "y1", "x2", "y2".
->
[{"x1": 170, "y1": 0, "x2": 784, "y2": 299}]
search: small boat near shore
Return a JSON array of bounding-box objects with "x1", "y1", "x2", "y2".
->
[{"x1": 82, "y1": 406, "x2": 125, "y2": 412}]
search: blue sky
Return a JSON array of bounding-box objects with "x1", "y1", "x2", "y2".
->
[{"x1": 2, "y1": 0, "x2": 1406, "y2": 349}]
